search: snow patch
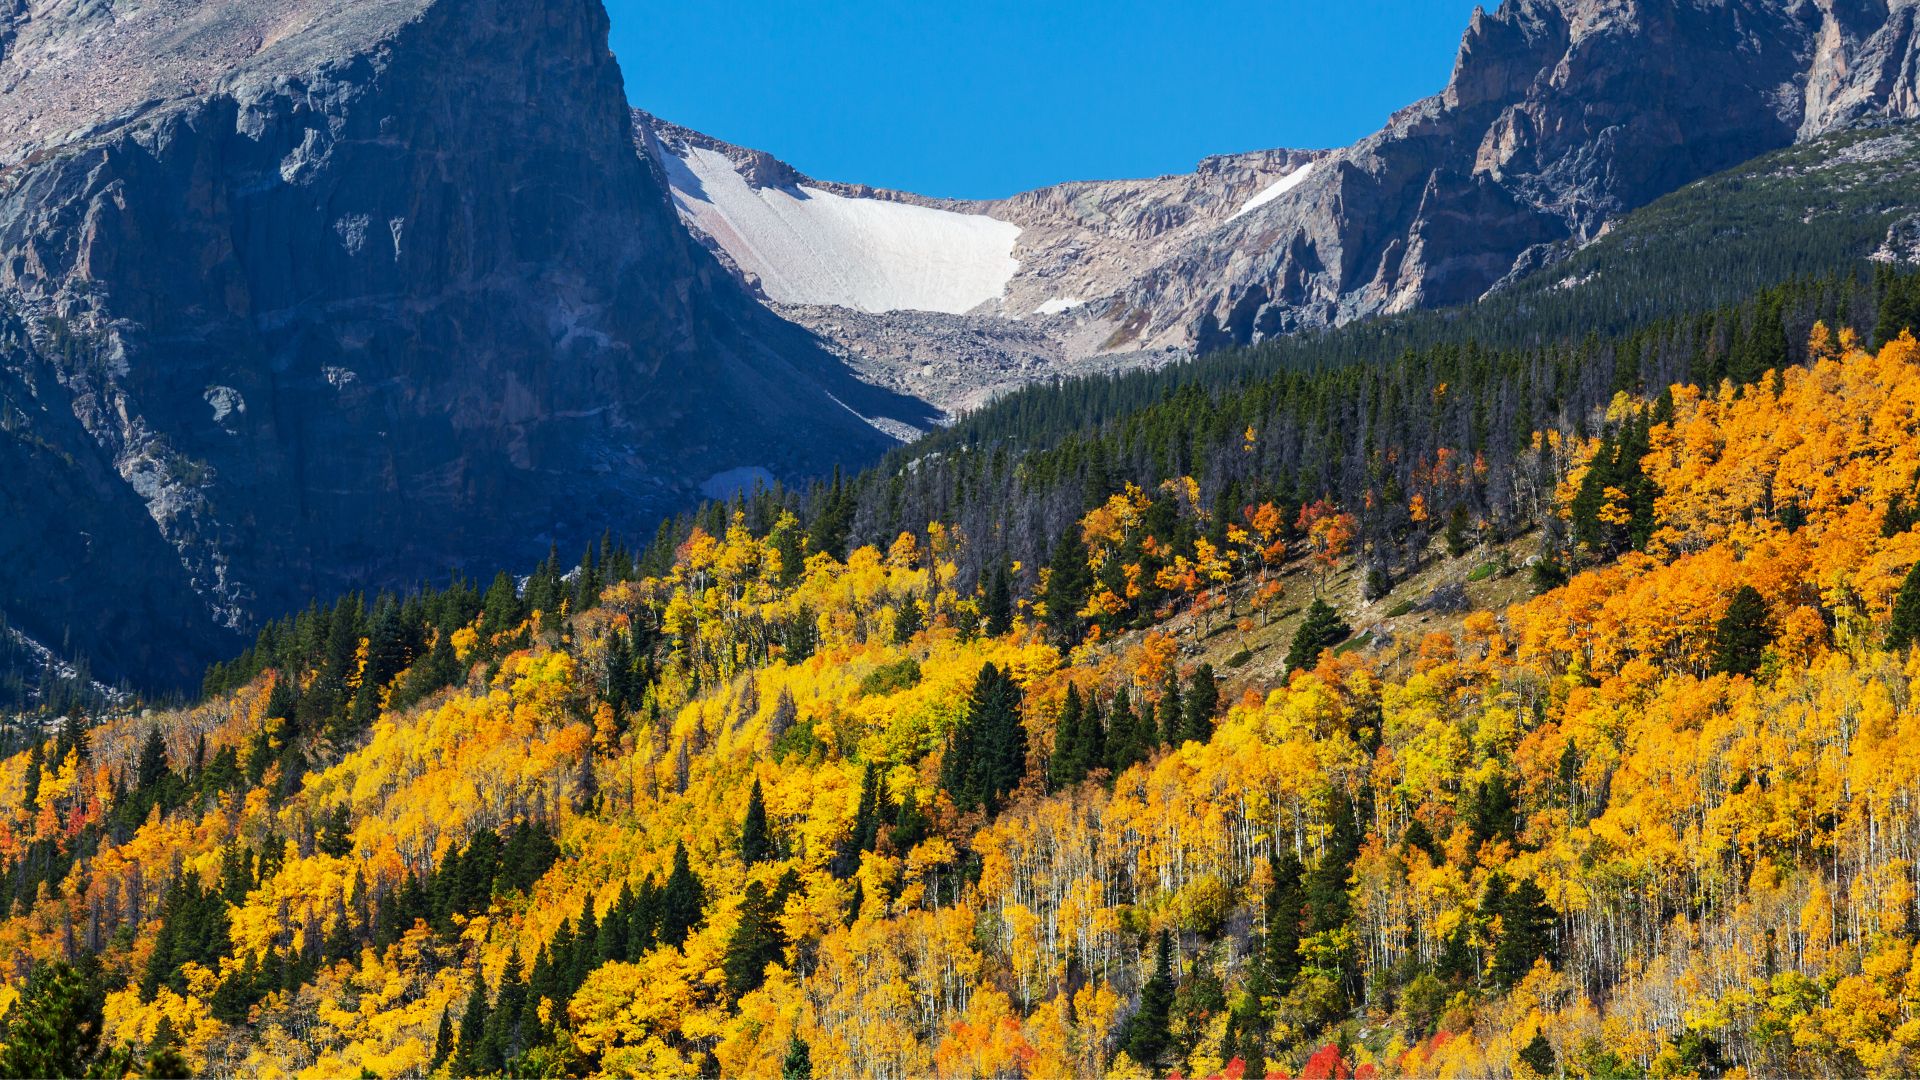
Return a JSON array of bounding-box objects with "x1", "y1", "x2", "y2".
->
[
  {"x1": 664, "y1": 147, "x2": 1020, "y2": 314},
  {"x1": 1230, "y1": 161, "x2": 1318, "y2": 220},
  {"x1": 1033, "y1": 297, "x2": 1084, "y2": 316}
]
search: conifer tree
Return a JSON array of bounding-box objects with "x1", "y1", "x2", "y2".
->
[
  {"x1": 1048, "y1": 684, "x2": 1087, "y2": 790},
  {"x1": 1710, "y1": 585, "x2": 1773, "y2": 676},
  {"x1": 723, "y1": 880, "x2": 786, "y2": 998},
  {"x1": 1121, "y1": 930, "x2": 1176, "y2": 1069},
  {"x1": 1181, "y1": 663, "x2": 1219, "y2": 744},
  {"x1": 939, "y1": 663, "x2": 1027, "y2": 813},
  {"x1": 1263, "y1": 850, "x2": 1306, "y2": 988},
  {"x1": 782, "y1": 1034, "x2": 814, "y2": 1080},
  {"x1": 982, "y1": 564, "x2": 1014, "y2": 637},
  {"x1": 740, "y1": 779, "x2": 774, "y2": 865},
  {"x1": 1156, "y1": 674, "x2": 1183, "y2": 747},
  {"x1": 452, "y1": 981, "x2": 489, "y2": 1077},
  {"x1": 1491, "y1": 877, "x2": 1558, "y2": 989},
  {"x1": 1890, "y1": 562, "x2": 1920, "y2": 651},
  {"x1": 660, "y1": 842, "x2": 706, "y2": 948},
  {"x1": 1038, "y1": 530, "x2": 1094, "y2": 646},
  {"x1": 1518, "y1": 1032, "x2": 1556, "y2": 1077},
  {"x1": 1286, "y1": 600, "x2": 1351, "y2": 672}
]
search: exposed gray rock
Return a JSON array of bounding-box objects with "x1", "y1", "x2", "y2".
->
[
  {"x1": 0, "y1": 0, "x2": 934, "y2": 688},
  {"x1": 641, "y1": 0, "x2": 1920, "y2": 375}
]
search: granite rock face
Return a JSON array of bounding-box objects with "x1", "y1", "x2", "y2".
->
[
  {"x1": 1114, "y1": 0, "x2": 1885, "y2": 351},
  {"x1": 643, "y1": 0, "x2": 1920, "y2": 372},
  {"x1": 0, "y1": 0, "x2": 931, "y2": 688}
]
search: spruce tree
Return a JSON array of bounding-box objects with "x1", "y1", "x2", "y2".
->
[
  {"x1": 1181, "y1": 663, "x2": 1219, "y2": 744},
  {"x1": 723, "y1": 880, "x2": 786, "y2": 998},
  {"x1": 429, "y1": 1009, "x2": 454, "y2": 1072},
  {"x1": 1263, "y1": 849, "x2": 1306, "y2": 988},
  {"x1": 782, "y1": 1034, "x2": 814, "y2": 1080},
  {"x1": 1518, "y1": 1032, "x2": 1556, "y2": 1077},
  {"x1": 452, "y1": 981, "x2": 489, "y2": 1077},
  {"x1": 982, "y1": 564, "x2": 1014, "y2": 637},
  {"x1": 1048, "y1": 684, "x2": 1087, "y2": 789},
  {"x1": 1710, "y1": 585, "x2": 1772, "y2": 676},
  {"x1": 740, "y1": 779, "x2": 775, "y2": 865},
  {"x1": 1038, "y1": 530, "x2": 1094, "y2": 646},
  {"x1": 1105, "y1": 689, "x2": 1146, "y2": 774},
  {"x1": 1286, "y1": 600, "x2": 1351, "y2": 672},
  {"x1": 1890, "y1": 562, "x2": 1920, "y2": 651},
  {"x1": 1156, "y1": 674, "x2": 1183, "y2": 747},
  {"x1": 660, "y1": 842, "x2": 706, "y2": 948},
  {"x1": 939, "y1": 663, "x2": 1027, "y2": 814},
  {"x1": 1121, "y1": 930, "x2": 1176, "y2": 1069},
  {"x1": 1491, "y1": 877, "x2": 1558, "y2": 989}
]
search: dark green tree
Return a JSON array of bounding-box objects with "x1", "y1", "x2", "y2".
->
[
  {"x1": 1037, "y1": 530, "x2": 1094, "y2": 646},
  {"x1": 741, "y1": 779, "x2": 775, "y2": 865},
  {"x1": 938, "y1": 663, "x2": 1027, "y2": 814},
  {"x1": 1710, "y1": 585, "x2": 1773, "y2": 676},
  {"x1": 660, "y1": 842, "x2": 707, "y2": 948},
  {"x1": 1518, "y1": 1032, "x2": 1556, "y2": 1077},
  {"x1": 0, "y1": 960, "x2": 113, "y2": 1079},
  {"x1": 1890, "y1": 562, "x2": 1920, "y2": 652},
  {"x1": 1286, "y1": 600, "x2": 1351, "y2": 672},
  {"x1": 1120, "y1": 931, "x2": 1176, "y2": 1069},
  {"x1": 1492, "y1": 877, "x2": 1558, "y2": 989},
  {"x1": 982, "y1": 564, "x2": 1014, "y2": 637},
  {"x1": 782, "y1": 1034, "x2": 814, "y2": 1080},
  {"x1": 1180, "y1": 663, "x2": 1219, "y2": 744},
  {"x1": 1048, "y1": 684, "x2": 1089, "y2": 790},
  {"x1": 723, "y1": 880, "x2": 787, "y2": 998}
]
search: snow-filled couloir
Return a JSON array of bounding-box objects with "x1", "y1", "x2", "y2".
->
[{"x1": 660, "y1": 145, "x2": 1021, "y2": 314}]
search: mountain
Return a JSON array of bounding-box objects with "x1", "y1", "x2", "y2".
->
[
  {"x1": 0, "y1": 0, "x2": 935, "y2": 692},
  {"x1": 638, "y1": 111, "x2": 1323, "y2": 412},
  {"x1": 640, "y1": 0, "x2": 1920, "y2": 389}
]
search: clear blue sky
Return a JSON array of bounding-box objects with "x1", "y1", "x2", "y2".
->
[{"x1": 607, "y1": 1, "x2": 1484, "y2": 200}]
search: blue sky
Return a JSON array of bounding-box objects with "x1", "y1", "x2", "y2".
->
[{"x1": 607, "y1": 1, "x2": 1483, "y2": 200}]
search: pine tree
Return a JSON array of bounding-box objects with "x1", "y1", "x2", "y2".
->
[
  {"x1": 660, "y1": 842, "x2": 706, "y2": 948},
  {"x1": 1518, "y1": 1032, "x2": 1556, "y2": 1077},
  {"x1": 452, "y1": 980, "x2": 489, "y2": 1077},
  {"x1": 1038, "y1": 530, "x2": 1093, "y2": 646},
  {"x1": 1105, "y1": 689, "x2": 1147, "y2": 774},
  {"x1": 1286, "y1": 600, "x2": 1351, "y2": 672},
  {"x1": 982, "y1": 564, "x2": 1014, "y2": 637},
  {"x1": 429, "y1": 1010, "x2": 454, "y2": 1071},
  {"x1": 1181, "y1": 663, "x2": 1219, "y2": 744},
  {"x1": 939, "y1": 663, "x2": 1028, "y2": 814},
  {"x1": 1121, "y1": 931, "x2": 1176, "y2": 1069},
  {"x1": 1263, "y1": 849, "x2": 1306, "y2": 988},
  {"x1": 135, "y1": 728, "x2": 170, "y2": 792},
  {"x1": 1048, "y1": 684, "x2": 1087, "y2": 789},
  {"x1": 1156, "y1": 674, "x2": 1183, "y2": 747},
  {"x1": 1491, "y1": 877, "x2": 1558, "y2": 989},
  {"x1": 740, "y1": 779, "x2": 775, "y2": 865},
  {"x1": 1710, "y1": 585, "x2": 1773, "y2": 676},
  {"x1": 781, "y1": 1034, "x2": 814, "y2": 1080},
  {"x1": 1890, "y1": 562, "x2": 1920, "y2": 652},
  {"x1": 723, "y1": 880, "x2": 787, "y2": 998}
]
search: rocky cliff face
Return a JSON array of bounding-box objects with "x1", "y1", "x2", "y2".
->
[
  {"x1": 0, "y1": 0, "x2": 932, "y2": 689},
  {"x1": 1119, "y1": 0, "x2": 1920, "y2": 351},
  {"x1": 643, "y1": 0, "x2": 1920, "y2": 374}
]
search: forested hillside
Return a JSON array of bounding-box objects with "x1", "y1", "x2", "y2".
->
[{"x1": 11, "y1": 264, "x2": 1920, "y2": 1076}]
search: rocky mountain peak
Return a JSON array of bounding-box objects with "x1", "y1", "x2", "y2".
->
[{"x1": 0, "y1": 0, "x2": 927, "y2": 689}]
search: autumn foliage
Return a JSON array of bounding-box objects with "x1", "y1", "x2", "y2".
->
[{"x1": 9, "y1": 330, "x2": 1920, "y2": 1076}]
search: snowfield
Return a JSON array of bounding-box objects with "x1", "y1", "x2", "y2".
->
[
  {"x1": 1230, "y1": 160, "x2": 1318, "y2": 220},
  {"x1": 663, "y1": 147, "x2": 1021, "y2": 315}
]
